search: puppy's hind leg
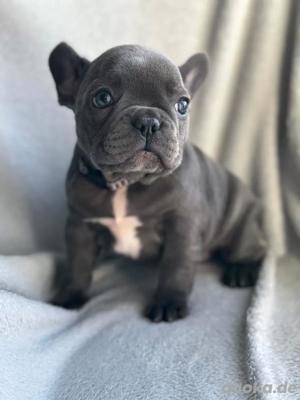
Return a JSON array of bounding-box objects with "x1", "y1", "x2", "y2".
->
[{"x1": 218, "y1": 214, "x2": 267, "y2": 288}]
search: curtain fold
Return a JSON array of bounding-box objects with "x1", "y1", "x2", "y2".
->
[{"x1": 190, "y1": 0, "x2": 297, "y2": 255}]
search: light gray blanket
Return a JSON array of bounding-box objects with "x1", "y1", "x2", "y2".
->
[
  {"x1": 0, "y1": 253, "x2": 299, "y2": 399},
  {"x1": 247, "y1": 255, "x2": 300, "y2": 399},
  {"x1": 0, "y1": 1, "x2": 300, "y2": 399}
]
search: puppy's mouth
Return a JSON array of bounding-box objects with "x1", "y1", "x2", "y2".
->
[
  {"x1": 129, "y1": 149, "x2": 162, "y2": 170},
  {"x1": 91, "y1": 147, "x2": 164, "y2": 173}
]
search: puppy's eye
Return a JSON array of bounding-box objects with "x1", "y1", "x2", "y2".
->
[
  {"x1": 175, "y1": 97, "x2": 190, "y2": 115},
  {"x1": 92, "y1": 89, "x2": 114, "y2": 108}
]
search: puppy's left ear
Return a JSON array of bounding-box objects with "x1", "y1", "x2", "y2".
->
[
  {"x1": 48, "y1": 42, "x2": 90, "y2": 109},
  {"x1": 179, "y1": 53, "x2": 209, "y2": 97}
]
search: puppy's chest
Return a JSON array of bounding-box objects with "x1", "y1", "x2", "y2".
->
[{"x1": 84, "y1": 187, "x2": 145, "y2": 259}]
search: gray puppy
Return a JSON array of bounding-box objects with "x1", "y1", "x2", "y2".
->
[{"x1": 49, "y1": 43, "x2": 266, "y2": 322}]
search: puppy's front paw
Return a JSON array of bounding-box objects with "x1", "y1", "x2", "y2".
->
[
  {"x1": 222, "y1": 261, "x2": 261, "y2": 288},
  {"x1": 51, "y1": 289, "x2": 88, "y2": 309},
  {"x1": 144, "y1": 297, "x2": 188, "y2": 323}
]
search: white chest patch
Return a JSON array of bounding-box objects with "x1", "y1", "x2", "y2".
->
[{"x1": 85, "y1": 187, "x2": 142, "y2": 259}]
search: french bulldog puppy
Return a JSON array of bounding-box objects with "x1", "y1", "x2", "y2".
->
[{"x1": 49, "y1": 43, "x2": 266, "y2": 322}]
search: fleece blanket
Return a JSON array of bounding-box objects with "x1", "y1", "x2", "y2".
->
[
  {"x1": 0, "y1": 253, "x2": 299, "y2": 400},
  {"x1": 0, "y1": 253, "x2": 259, "y2": 400},
  {"x1": 0, "y1": 1, "x2": 299, "y2": 399}
]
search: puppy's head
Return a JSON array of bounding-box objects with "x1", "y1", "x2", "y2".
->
[{"x1": 49, "y1": 43, "x2": 208, "y2": 185}]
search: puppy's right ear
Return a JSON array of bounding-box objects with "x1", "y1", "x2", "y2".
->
[
  {"x1": 48, "y1": 42, "x2": 90, "y2": 109},
  {"x1": 179, "y1": 53, "x2": 209, "y2": 97}
]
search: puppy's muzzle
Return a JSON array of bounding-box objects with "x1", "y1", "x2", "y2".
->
[{"x1": 97, "y1": 106, "x2": 179, "y2": 170}]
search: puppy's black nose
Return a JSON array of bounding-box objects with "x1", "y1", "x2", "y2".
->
[{"x1": 132, "y1": 117, "x2": 161, "y2": 137}]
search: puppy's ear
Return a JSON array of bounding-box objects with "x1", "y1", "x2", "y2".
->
[
  {"x1": 48, "y1": 42, "x2": 90, "y2": 109},
  {"x1": 179, "y1": 53, "x2": 209, "y2": 97}
]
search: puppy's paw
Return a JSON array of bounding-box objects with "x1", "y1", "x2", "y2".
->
[
  {"x1": 222, "y1": 261, "x2": 261, "y2": 288},
  {"x1": 107, "y1": 178, "x2": 128, "y2": 191},
  {"x1": 51, "y1": 289, "x2": 88, "y2": 309},
  {"x1": 144, "y1": 297, "x2": 188, "y2": 323}
]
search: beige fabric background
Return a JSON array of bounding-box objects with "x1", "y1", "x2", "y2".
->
[
  {"x1": 0, "y1": 0, "x2": 298, "y2": 255},
  {"x1": 190, "y1": 0, "x2": 290, "y2": 255}
]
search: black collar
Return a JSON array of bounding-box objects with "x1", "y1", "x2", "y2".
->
[{"x1": 78, "y1": 158, "x2": 108, "y2": 189}]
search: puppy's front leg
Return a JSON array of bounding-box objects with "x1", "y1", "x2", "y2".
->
[
  {"x1": 52, "y1": 216, "x2": 98, "y2": 309},
  {"x1": 145, "y1": 214, "x2": 196, "y2": 323}
]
